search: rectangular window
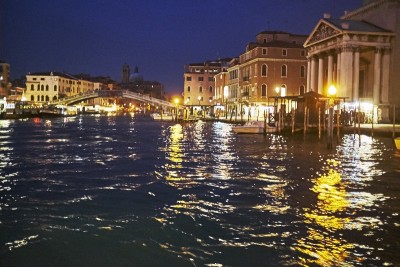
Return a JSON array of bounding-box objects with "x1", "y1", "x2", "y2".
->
[
  {"x1": 186, "y1": 76, "x2": 192, "y2": 81},
  {"x1": 262, "y1": 48, "x2": 267, "y2": 55},
  {"x1": 282, "y1": 49, "x2": 287, "y2": 56},
  {"x1": 198, "y1": 77, "x2": 204, "y2": 81},
  {"x1": 301, "y1": 50, "x2": 305, "y2": 57},
  {"x1": 208, "y1": 77, "x2": 213, "y2": 82}
]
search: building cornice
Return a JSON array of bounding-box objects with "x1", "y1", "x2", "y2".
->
[{"x1": 341, "y1": 0, "x2": 397, "y2": 19}]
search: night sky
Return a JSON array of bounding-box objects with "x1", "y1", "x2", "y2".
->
[{"x1": 1, "y1": 0, "x2": 363, "y2": 94}]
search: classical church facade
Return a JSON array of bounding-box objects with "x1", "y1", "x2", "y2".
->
[{"x1": 304, "y1": 0, "x2": 399, "y2": 122}]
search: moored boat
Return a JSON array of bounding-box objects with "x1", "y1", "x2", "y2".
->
[
  {"x1": 232, "y1": 121, "x2": 277, "y2": 134},
  {"x1": 151, "y1": 113, "x2": 174, "y2": 121}
]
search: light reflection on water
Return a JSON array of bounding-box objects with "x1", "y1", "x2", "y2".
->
[{"x1": 0, "y1": 116, "x2": 399, "y2": 266}]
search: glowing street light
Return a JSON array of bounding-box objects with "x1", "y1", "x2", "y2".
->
[
  {"x1": 275, "y1": 86, "x2": 280, "y2": 96},
  {"x1": 328, "y1": 85, "x2": 337, "y2": 96}
]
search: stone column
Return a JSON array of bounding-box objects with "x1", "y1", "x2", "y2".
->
[
  {"x1": 340, "y1": 45, "x2": 354, "y2": 99},
  {"x1": 381, "y1": 48, "x2": 390, "y2": 103},
  {"x1": 353, "y1": 47, "x2": 360, "y2": 102},
  {"x1": 318, "y1": 55, "x2": 324, "y2": 94},
  {"x1": 327, "y1": 53, "x2": 333, "y2": 88},
  {"x1": 336, "y1": 47, "x2": 341, "y2": 91},
  {"x1": 310, "y1": 56, "x2": 317, "y2": 92},
  {"x1": 307, "y1": 56, "x2": 311, "y2": 92},
  {"x1": 381, "y1": 47, "x2": 391, "y2": 122},
  {"x1": 373, "y1": 47, "x2": 382, "y2": 105}
]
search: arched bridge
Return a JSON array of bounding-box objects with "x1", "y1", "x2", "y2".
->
[{"x1": 51, "y1": 90, "x2": 176, "y2": 108}]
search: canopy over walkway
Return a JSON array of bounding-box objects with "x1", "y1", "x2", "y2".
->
[{"x1": 51, "y1": 90, "x2": 176, "y2": 108}]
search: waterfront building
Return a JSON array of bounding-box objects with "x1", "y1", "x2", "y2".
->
[
  {"x1": 25, "y1": 72, "x2": 95, "y2": 104},
  {"x1": 219, "y1": 31, "x2": 308, "y2": 120},
  {"x1": 0, "y1": 60, "x2": 10, "y2": 98},
  {"x1": 214, "y1": 58, "x2": 240, "y2": 118},
  {"x1": 183, "y1": 59, "x2": 231, "y2": 113},
  {"x1": 304, "y1": 0, "x2": 399, "y2": 122}
]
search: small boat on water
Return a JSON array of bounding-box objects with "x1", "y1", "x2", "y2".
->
[
  {"x1": 151, "y1": 113, "x2": 174, "y2": 121},
  {"x1": 232, "y1": 121, "x2": 277, "y2": 134},
  {"x1": 394, "y1": 137, "x2": 400, "y2": 150}
]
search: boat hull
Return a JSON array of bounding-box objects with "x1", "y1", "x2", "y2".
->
[{"x1": 232, "y1": 121, "x2": 277, "y2": 134}]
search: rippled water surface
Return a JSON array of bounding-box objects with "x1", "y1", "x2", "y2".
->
[{"x1": 1, "y1": 114, "x2": 399, "y2": 266}]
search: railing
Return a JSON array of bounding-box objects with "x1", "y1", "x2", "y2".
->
[{"x1": 51, "y1": 90, "x2": 176, "y2": 108}]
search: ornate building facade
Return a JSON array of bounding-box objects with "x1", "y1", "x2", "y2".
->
[
  {"x1": 304, "y1": 0, "x2": 399, "y2": 122},
  {"x1": 25, "y1": 72, "x2": 95, "y2": 104}
]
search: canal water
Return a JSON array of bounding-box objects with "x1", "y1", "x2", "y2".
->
[{"x1": 0, "y1": 114, "x2": 399, "y2": 266}]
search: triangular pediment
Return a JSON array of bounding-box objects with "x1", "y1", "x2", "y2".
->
[{"x1": 304, "y1": 19, "x2": 342, "y2": 47}]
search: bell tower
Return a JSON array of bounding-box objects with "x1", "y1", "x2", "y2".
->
[{"x1": 122, "y1": 64, "x2": 130, "y2": 83}]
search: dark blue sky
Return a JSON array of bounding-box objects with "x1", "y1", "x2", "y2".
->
[{"x1": 1, "y1": 0, "x2": 363, "y2": 94}]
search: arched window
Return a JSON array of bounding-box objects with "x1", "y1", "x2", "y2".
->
[
  {"x1": 261, "y1": 64, "x2": 268, "y2": 77},
  {"x1": 199, "y1": 86, "x2": 203, "y2": 93},
  {"x1": 41, "y1": 95, "x2": 44, "y2": 102},
  {"x1": 187, "y1": 86, "x2": 191, "y2": 92},
  {"x1": 281, "y1": 65, "x2": 287, "y2": 77},
  {"x1": 31, "y1": 95, "x2": 34, "y2": 101},
  {"x1": 54, "y1": 85, "x2": 57, "y2": 91},
  {"x1": 30, "y1": 84, "x2": 34, "y2": 90},
  {"x1": 299, "y1": 85, "x2": 305, "y2": 95},
  {"x1": 300, "y1": 66, "x2": 305, "y2": 78},
  {"x1": 209, "y1": 86, "x2": 212, "y2": 93},
  {"x1": 37, "y1": 95, "x2": 40, "y2": 101},
  {"x1": 261, "y1": 84, "x2": 267, "y2": 97},
  {"x1": 41, "y1": 85, "x2": 44, "y2": 91},
  {"x1": 53, "y1": 96, "x2": 57, "y2": 101},
  {"x1": 45, "y1": 96, "x2": 50, "y2": 102},
  {"x1": 46, "y1": 85, "x2": 49, "y2": 91},
  {"x1": 37, "y1": 84, "x2": 40, "y2": 91}
]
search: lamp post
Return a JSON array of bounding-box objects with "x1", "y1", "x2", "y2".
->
[
  {"x1": 327, "y1": 85, "x2": 337, "y2": 149},
  {"x1": 174, "y1": 98, "x2": 179, "y2": 122},
  {"x1": 275, "y1": 87, "x2": 280, "y2": 127},
  {"x1": 224, "y1": 86, "x2": 228, "y2": 119}
]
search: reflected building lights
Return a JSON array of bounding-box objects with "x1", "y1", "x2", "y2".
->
[{"x1": 295, "y1": 159, "x2": 354, "y2": 266}]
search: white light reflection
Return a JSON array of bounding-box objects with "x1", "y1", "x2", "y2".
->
[{"x1": 210, "y1": 122, "x2": 236, "y2": 180}]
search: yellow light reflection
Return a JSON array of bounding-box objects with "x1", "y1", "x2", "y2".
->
[
  {"x1": 164, "y1": 124, "x2": 185, "y2": 187},
  {"x1": 295, "y1": 158, "x2": 355, "y2": 266}
]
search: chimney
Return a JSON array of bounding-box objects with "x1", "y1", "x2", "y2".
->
[{"x1": 323, "y1": 13, "x2": 331, "y2": 19}]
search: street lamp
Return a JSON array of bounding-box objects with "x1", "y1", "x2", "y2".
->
[
  {"x1": 275, "y1": 86, "x2": 280, "y2": 96},
  {"x1": 174, "y1": 98, "x2": 180, "y2": 122},
  {"x1": 275, "y1": 86, "x2": 281, "y2": 125},
  {"x1": 327, "y1": 85, "x2": 337, "y2": 149},
  {"x1": 224, "y1": 86, "x2": 228, "y2": 119}
]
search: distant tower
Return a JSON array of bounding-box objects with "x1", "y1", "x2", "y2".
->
[
  {"x1": 130, "y1": 66, "x2": 143, "y2": 82},
  {"x1": 122, "y1": 64, "x2": 130, "y2": 83}
]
